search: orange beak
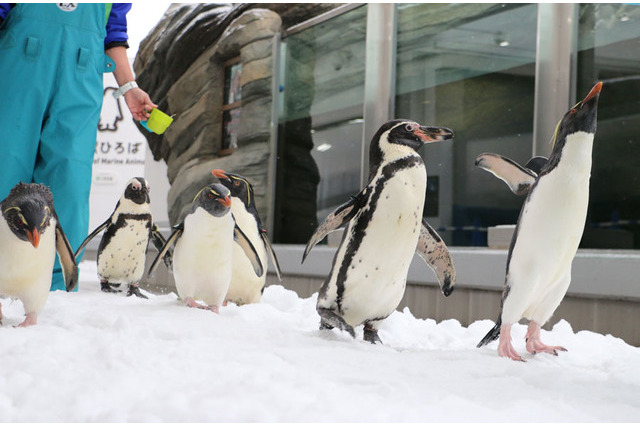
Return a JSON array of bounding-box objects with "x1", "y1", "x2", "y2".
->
[
  {"x1": 212, "y1": 169, "x2": 228, "y2": 180},
  {"x1": 27, "y1": 228, "x2": 40, "y2": 248},
  {"x1": 583, "y1": 81, "x2": 603, "y2": 103},
  {"x1": 219, "y1": 196, "x2": 232, "y2": 208}
]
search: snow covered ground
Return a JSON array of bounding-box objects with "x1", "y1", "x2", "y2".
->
[{"x1": 0, "y1": 260, "x2": 639, "y2": 422}]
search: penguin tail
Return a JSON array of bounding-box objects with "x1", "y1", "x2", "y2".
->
[{"x1": 477, "y1": 318, "x2": 502, "y2": 348}]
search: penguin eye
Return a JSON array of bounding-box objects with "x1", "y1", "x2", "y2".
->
[
  {"x1": 234, "y1": 181, "x2": 240, "y2": 186},
  {"x1": 404, "y1": 123, "x2": 418, "y2": 132},
  {"x1": 208, "y1": 193, "x2": 214, "y2": 199}
]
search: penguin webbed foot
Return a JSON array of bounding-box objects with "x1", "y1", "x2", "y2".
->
[
  {"x1": 525, "y1": 321, "x2": 567, "y2": 356},
  {"x1": 127, "y1": 284, "x2": 149, "y2": 299},
  {"x1": 363, "y1": 325, "x2": 383, "y2": 345},
  {"x1": 101, "y1": 281, "x2": 122, "y2": 293},
  {"x1": 317, "y1": 308, "x2": 355, "y2": 338}
]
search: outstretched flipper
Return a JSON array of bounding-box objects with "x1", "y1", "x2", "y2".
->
[
  {"x1": 234, "y1": 224, "x2": 264, "y2": 277},
  {"x1": 149, "y1": 223, "x2": 173, "y2": 271},
  {"x1": 477, "y1": 317, "x2": 502, "y2": 348},
  {"x1": 73, "y1": 218, "x2": 110, "y2": 259},
  {"x1": 415, "y1": 218, "x2": 455, "y2": 297},
  {"x1": 147, "y1": 223, "x2": 183, "y2": 278},
  {"x1": 55, "y1": 221, "x2": 79, "y2": 292},
  {"x1": 475, "y1": 153, "x2": 537, "y2": 195},
  {"x1": 261, "y1": 231, "x2": 282, "y2": 282},
  {"x1": 317, "y1": 307, "x2": 356, "y2": 338},
  {"x1": 524, "y1": 156, "x2": 548, "y2": 175},
  {"x1": 302, "y1": 194, "x2": 363, "y2": 263}
]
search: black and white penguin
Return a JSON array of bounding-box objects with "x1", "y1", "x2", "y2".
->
[
  {"x1": 302, "y1": 119, "x2": 456, "y2": 344},
  {"x1": 0, "y1": 182, "x2": 78, "y2": 326},
  {"x1": 212, "y1": 169, "x2": 282, "y2": 305},
  {"x1": 476, "y1": 81, "x2": 602, "y2": 361},
  {"x1": 74, "y1": 177, "x2": 168, "y2": 299},
  {"x1": 148, "y1": 183, "x2": 264, "y2": 313}
]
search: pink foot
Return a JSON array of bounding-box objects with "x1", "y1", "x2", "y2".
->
[
  {"x1": 209, "y1": 305, "x2": 220, "y2": 314},
  {"x1": 526, "y1": 321, "x2": 567, "y2": 355},
  {"x1": 185, "y1": 297, "x2": 208, "y2": 310},
  {"x1": 18, "y1": 312, "x2": 37, "y2": 327},
  {"x1": 223, "y1": 300, "x2": 228, "y2": 307},
  {"x1": 498, "y1": 323, "x2": 525, "y2": 362}
]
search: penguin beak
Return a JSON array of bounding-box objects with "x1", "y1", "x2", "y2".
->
[
  {"x1": 212, "y1": 169, "x2": 229, "y2": 181},
  {"x1": 219, "y1": 196, "x2": 232, "y2": 208},
  {"x1": 582, "y1": 81, "x2": 602, "y2": 104},
  {"x1": 414, "y1": 126, "x2": 454, "y2": 143},
  {"x1": 26, "y1": 228, "x2": 40, "y2": 248}
]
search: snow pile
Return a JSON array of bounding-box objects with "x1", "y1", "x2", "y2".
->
[{"x1": 0, "y1": 260, "x2": 638, "y2": 422}]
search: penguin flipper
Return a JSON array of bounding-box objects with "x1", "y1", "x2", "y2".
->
[
  {"x1": 415, "y1": 218, "x2": 455, "y2": 297},
  {"x1": 150, "y1": 223, "x2": 173, "y2": 271},
  {"x1": 261, "y1": 231, "x2": 282, "y2": 282},
  {"x1": 302, "y1": 195, "x2": 362, "y2": 263},
  {"x1": 147, "y1": 225, "x2": 183, "y2": 278},
  {"x1": 475, "y1": 153, "x2": 537, "y2": 195},
  {"x1": 73, "y1": 218, "x2": 110, "y2": 259},
  {"x1": 524, "y1": 156, "x2": 548, "y2": 175},
  {"x1": 234, "y1": 224, "x2": 264, "y2": 277},
  {"x1": 55, "y1": 222, "x2": 79, "y2": 292}
]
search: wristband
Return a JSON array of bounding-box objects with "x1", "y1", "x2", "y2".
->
[{"x1": 112, "y1": 81, "x2": 138, "y2": 99}]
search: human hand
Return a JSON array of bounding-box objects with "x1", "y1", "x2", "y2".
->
[{"x1": 124, "y1": 87, "x2": 157, "y2": 121}]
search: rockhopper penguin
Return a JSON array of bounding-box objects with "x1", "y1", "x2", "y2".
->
[
  {"x1": 212, "y1": 169, "x2": 282, "y2": 305},
  {"x1": 74, "y1": 177, "x2": 169, "y2": 299},
  {"x1": 0, "y1": 182, "x2": 78, "y2": 326},
  {"x1": 148, "y1": 183, "x2": 264, "y2": 313},
  {"x1": 476, "y1": 81, "x2": 603, "y2": 361},
  {"x1": 303, "y1": 119, "x2": 456, "y2": 344}
]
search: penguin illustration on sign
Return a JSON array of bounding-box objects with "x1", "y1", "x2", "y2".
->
[
  {"x1": 0, "y1": 182, "x2": 78, "y2": 326},
  {"x1": 212, "y1": 169, "x2": 282, "y2": 305},
  {"x1": 148, "y1": 183, "x2": 263, "y2": 313},
  {"x1": 74, "y1": 177, "x2": 169, "y2": 299},
  {"x1": 303, "y1": 119, "x2": 456, "y2": 344},
  {"x1": 476, "y1": 82, "x2": 603, "y2": 361}
]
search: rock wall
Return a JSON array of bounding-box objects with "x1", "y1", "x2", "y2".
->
[{"x1": 134, "y1": 3, "x2": 339, "y2": 226}]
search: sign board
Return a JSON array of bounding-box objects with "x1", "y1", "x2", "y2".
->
[{"x1": 89, "y1": 72, "x2": 147, "y2": 230}]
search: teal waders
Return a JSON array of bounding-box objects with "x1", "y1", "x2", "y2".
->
[{"x1": 0, "y1": 4, "x2": 116, "y2": 290}]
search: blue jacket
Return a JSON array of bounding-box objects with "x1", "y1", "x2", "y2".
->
[{"x1": 0, "y1": 3, "x2": 131, "y2": 48}]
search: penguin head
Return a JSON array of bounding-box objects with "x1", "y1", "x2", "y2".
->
[
  {"x1": 192, "y1": 183, "x2": 232, "y2": 218},
  {"x1": 211, "y1": 169, "x2": 255, "y2": 209},
  {"x1": 123, "y1": 177, "x2": 150, "y2": 205},
  {"x1": 370, "y1": 120, "x2": 453, "y2": 168},
  {"x1": 1, "y1": 182, "x2": 54, "y2": 248},
  {"x1": 551, "y1": 81, "x2": 602, "y2": 152}
]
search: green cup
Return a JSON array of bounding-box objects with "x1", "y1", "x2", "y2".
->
[{"x1": 146, "y1": 108, "x2": 173, "y2": 134}]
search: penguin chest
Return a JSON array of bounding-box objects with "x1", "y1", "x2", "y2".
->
[
  {"x1": 173, "y1": 210, "x2": 235, "y2": 306},
  {"x1": 0, "y1": 218, "x2": 56, "y2": 313},
  {"x1": 327, "y1": 164, "x2": 427, "y2": 326},
  {"x1": 97, "y1": 217, "x2": 150, "y2": 284},
  {"x1": 226, "y1": 207, "x2": 267, "y2": 305}
]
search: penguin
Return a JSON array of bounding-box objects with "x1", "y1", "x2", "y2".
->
[
  {"x1": 148, "y1": 183, "x2": 264, "y2": 313},
  {"x1": 0, "y1": 182, "x2": 78, "y2": 326},
  {"x1": 211, "y1": 169, "x2": 282, "y2": 305},
  {"x1": 476, "y1": 81, "x2": 603, "y2": 361},
  {"x1": 302, "y1": 119, "x2": 456, "y2": 344},
  {"x1": 74, "y1": 177, "x2": 169, "y2": 299}
]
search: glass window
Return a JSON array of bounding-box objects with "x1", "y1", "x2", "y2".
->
[
  {"x1": 577, "y1": 4, "x2": 640, "y2": 249},
  {"x1": 395, "y1": 3, "x2": 538, "y2": 246},
  {"x1": 222, "y1": 59, "x2": 242, "y2": 155},
  {"x1": 274, "y1": 6, "x2": 367, "y2": 243}
]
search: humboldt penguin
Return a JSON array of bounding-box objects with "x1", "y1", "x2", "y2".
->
[
  {"x1": 74, "y1": 177, "x2": 169, "y2": 299},
  {"x1": 303, "y1": 119, "x2": 456, "y2": 344},
  {"x1": 476, "y1": 81, "x2": 602, "y2": 361},
  {"x1": 212, "y1": 169, "x2": 282, "y2": 305},
  {"x1": 148, "y1": 183, "x2": 263, "y2": 313},
  {"x1": 0, "y1": 182, "x2": 78, "y2": 326}
]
